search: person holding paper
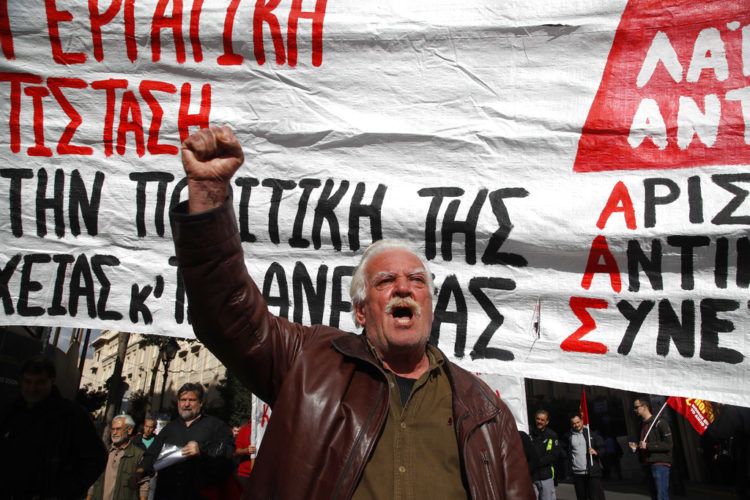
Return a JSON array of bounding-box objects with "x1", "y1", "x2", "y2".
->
[
  {"x1": 629, "y1": 396, "x2": 673, "y2": 500},
  {"x1": 168, "y1": 125, "x2": 534, "y2": 499},
  {"x1": 136, "y1": 383, "x2": 236, "y2": 499}
]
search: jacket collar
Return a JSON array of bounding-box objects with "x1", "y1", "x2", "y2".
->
[
  {"x1": 109, "y1": 440, "x2": 138, "y2": 457},
  {"x1": 446, "y1": 361, "x2": 500, "y2": 415},
  {"x1": 332, "y1": 333, "x2": 502, "y2": 425},
  {"x1": 331, "y1": 333, "x2": 443, "y2": 377},
  {"x1": 331, "y1": 332, "x2": 378, "y2": 365}
]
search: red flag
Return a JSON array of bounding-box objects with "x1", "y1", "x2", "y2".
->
[
  {"x1": 667, "y1": 396, "x2": 715, "y2": 435},
  {"x1": 579, "y1": 389, "x2": 590, "y2": 427}
]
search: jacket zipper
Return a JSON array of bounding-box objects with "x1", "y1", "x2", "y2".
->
[
  {"x1": 481, "y1": 450, "x2": 498, "y2": 500},
  {"x1": 458, "y1": 402, "x2": 501, "y2": 500}
]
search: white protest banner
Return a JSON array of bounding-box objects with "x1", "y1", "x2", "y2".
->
[
  {"x1": 0, "y1": 0, "x2": 748, "y2": 405},
  {"x1": 478, "y1": 373, "x2": 528, "y2": 433}
]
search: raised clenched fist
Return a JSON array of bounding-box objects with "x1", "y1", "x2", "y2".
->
[{"x1": 181, "y1": 125, "x2": 245, "y2": 213}]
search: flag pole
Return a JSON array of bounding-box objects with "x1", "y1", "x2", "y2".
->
[
  {"x1": 581, "y1": 388, "x2": 593, "y2": 466},
  {"x1": 643, "y1": 400, "x2": 669, "y2": 441}
]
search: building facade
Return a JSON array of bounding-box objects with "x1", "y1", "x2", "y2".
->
[{"x1": 82, "y1": 330, "x2": 227, "y2": 416}]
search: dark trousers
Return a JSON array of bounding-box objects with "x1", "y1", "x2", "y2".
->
[{"x1": 572, "y1": 473, "x2": 605, "y2": 500}]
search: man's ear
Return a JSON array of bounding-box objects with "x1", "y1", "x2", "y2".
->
[{"x1": 354, "y1": 302, "x2": 366, "y2": 327}]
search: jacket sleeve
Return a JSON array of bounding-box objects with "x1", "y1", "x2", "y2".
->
[
  {"x1": 170, "y1": 198, "x2": 319, "y2": 406},
  {"x1": 198, "y1": 419, "x2": 236, "y2": 483},
  {"x1": 496, "y1": 402, "x2": 536, "y2": 499}
]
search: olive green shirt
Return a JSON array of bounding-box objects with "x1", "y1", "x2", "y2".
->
[{"x1": 352, "y1": 344, "x2": 468, "y2": 500}]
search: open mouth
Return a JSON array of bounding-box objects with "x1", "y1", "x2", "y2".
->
[
  {"x1": 392, "y1": 306, "x2": 414, "y2": 320},
  {"x1": 385, "y1": 298, "x2": 421, "y2": 324}
]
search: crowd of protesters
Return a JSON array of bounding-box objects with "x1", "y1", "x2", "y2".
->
[
  {"x1": 0, "y1": 355, "x2": 256, "y2": 500},
  {"x1": 1, "y1": 354, "x2": 748, "y2": 500}
]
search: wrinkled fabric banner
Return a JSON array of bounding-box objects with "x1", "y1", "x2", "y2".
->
[{"x1": 0, "y1": 0, "x2": 748, "y2": 405}]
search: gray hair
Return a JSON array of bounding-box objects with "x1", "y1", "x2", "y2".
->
[
  {"x1": 114, "y1": 414, "x2": 136, "y2": 429},
  {"x1": 349, "y1": 239, "x2": 434, "y2": 326}
]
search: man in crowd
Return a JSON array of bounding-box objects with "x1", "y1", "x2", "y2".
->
[
  {"x1": 88, "y1": 414, "x2": 149, "y2": 500},
  {"x1": 132, "y1": 416, "x2": 158, "y2": 500},
  {"x1": 629, "y1": 396, "x2": 673, "y2": 500},
  {"x1": 138, "y1": 383, "x2": 236, "y2": 499},
  {"x1": 133, "y1": 416, "x2": 157, "y2": 450},
  {"x1": 563, "y1": 414, "x2": 605, "y2": 500},
  {"x1": 530, "y1": 409, "x2": 562, "y2": 500},
  {"x1": 0, "y1": 356, "x2": 106, "y2": 499},
  {"x1": 169, "y1": 125, "x2": 534, "y2": 498}
]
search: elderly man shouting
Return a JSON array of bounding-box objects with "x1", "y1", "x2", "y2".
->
[{"x1": 169, "y1": 125, "x2": 534, "y2": 500}]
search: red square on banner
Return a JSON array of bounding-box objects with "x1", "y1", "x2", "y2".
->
[{"x1": 574, "y1": 0, "x2": 750, "y2": 172}]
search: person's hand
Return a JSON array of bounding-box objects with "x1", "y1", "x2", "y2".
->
[
  {"x1": 181, "y1": 125, "x2": 244, "y2": 213},
  {"x1": 628, "y1": 441, "x2": 637, "y2": 452},
  {"x1": 249, "y1": 445, "x2": 257, "y2": 454},
  {"x1": 589, "y1": 448, "x2": 598, "y2": 456},
  {"x1": 638, "y1": 440, "x2": 648, "y2": 450},
  {"x1": 182, "y1": 440, "x2": 201, "y2": 457}
]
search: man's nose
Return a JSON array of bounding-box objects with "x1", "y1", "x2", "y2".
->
[{"x1": 393, "y1": 275, "x2": 412, "y2": 296}]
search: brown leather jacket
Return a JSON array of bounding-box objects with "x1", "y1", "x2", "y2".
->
[{"x1": 171, "y1": 199, "x2": 534, "y2": 500}]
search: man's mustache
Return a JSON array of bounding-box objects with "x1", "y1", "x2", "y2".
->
[{"x1": 385, "y1": 297, "x2": 421, "y2": 317}]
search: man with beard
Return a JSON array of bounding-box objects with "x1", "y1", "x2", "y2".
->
[
  {"x1": 88, "y1": 415, "x2": 149, "y2": 500},
  {"x1": 137, "y1": 383, "x2": 235, "y2": 500},
  {"x1": 562, "y1": 414, "x2": 605, "y2": 500},
  {"x1": 530, "y1": 409, "x2": 563, "y2": 500},
  {"x1": 168, "y1": 125, "x2": 534, "y2": 499},
  {"x1": 0, "y1": 356, "x2": 106, "y2": 499}
]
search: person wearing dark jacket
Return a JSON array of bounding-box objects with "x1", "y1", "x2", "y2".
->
[
  {"x1": 132, "y1": 416, "x2": 157, "y2": 450},
  {"x1": 138, "y1": 383, "x2": 236, "y2": 500},
  {"x1": 629, "y1": 396, "x2": 672, "y2": 500},
  {"x1": 530, "y1": 410, "x2": 562, "y2": 500},
  {"x1": 562, "y1": 415, "x2": 606, "y2": 500},
  {"x1": 0, "y1": 356, "x2": 107, "y2": 500},
  {"x1": 168, "y1": 125, "x2": 535, "y2": 499}
]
